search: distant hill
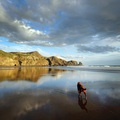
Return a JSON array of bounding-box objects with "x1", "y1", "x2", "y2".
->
[{"x1": 0, "y1": 50, "x2": 82, "y2": 66}]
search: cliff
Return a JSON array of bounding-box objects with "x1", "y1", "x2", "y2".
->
[{"x1": 0, "y1": 50, "x2": 82, "y2": 66}]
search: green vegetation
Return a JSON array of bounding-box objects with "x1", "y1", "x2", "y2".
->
[{"x1": 0, "y1": 50, "x2": 15, "y2": 58}]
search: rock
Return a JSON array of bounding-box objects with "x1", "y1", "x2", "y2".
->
[
  {"x1": 10, "y1": 51, "x2": 49, "y2": 66},
  {"x1": 78, "y1": 62, "x2": 83, "y2": 65},
  {"x1": 47, "y1": 56, "x2": 68, "y2": 66},
  {"x1": 67, "y1": 60, "x2": 78, "y2": 66},
  {"x1": 0, "y1": 50, "x2": 19, "y2": 66},
  {"x1": 0, "y1": 50, "x2": 82, "y2": 66}
]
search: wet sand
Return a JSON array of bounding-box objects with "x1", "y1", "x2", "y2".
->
[
  {"x1": 0, "y1": 67, "x2": 120, "y2": 120},
  {"x1": 0, "y1": 89, "x2": 120, "y2": 120}
]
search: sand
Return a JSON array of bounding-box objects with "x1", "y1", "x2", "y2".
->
[{"x1": 0, "y1": 67, "x2": 120, "y2": 120}]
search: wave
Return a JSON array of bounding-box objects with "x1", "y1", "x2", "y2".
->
[
  {"x1": 52, "y1": 65, "x2": 120, "y2": 73},
  {"x1": 88, "y1": 65, "x2": 120, "y2": 68}
]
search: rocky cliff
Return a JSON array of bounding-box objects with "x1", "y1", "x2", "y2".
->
[{"x1": 0, "y1": 50, "x2": 82, "y2": 66}]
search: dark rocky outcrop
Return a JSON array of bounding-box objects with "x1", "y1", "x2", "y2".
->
[
  {"x1": 47, "y1": 56, "x2": 68, "y2": 66},
  {"x1": 66, "y1": 60, "x2": 78, "y2": 66},
  {"x1": 0, "y1": 50, "x2": 83, "y2": 66}
]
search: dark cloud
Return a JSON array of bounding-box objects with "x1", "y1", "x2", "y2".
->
[
  {"x1": 77, "y1": 45, "x2": 120, "y2": 53},
  {"x1": 0, "y1": 0, "x2": 120, "y2": 53},
  {"x1": 50, "y1": 0, "x2": 120, "y2": 44}
]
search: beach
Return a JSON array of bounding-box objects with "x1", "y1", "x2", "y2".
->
[{"x1": 0, "y1": 66, "x2": 120, "y2": 120}]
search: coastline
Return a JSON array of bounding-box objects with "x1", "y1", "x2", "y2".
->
[{"x1": 0, "y1": 65, "x2": 120, "y2": 72}]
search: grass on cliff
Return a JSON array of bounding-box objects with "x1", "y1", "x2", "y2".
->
[{"x1": 0, "y1": 50, "x2": 14, "y2": 58}]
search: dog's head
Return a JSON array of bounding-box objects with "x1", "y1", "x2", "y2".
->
[{"x1": 78, "y1": 82, "x2": 82, "y2": 85}]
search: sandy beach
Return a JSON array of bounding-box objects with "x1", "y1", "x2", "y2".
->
[{"x1": 0, "y1": 66, "x2": 120, "y2": 120}]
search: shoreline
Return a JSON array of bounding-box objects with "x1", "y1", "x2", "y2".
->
[{"x1": 0, "y1": 65, "x2": 120, "y2": 72}]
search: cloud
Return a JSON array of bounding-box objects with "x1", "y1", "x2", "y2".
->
[
  {"x1": 0, "y1": 43, "x2": 50, "y2": 56},
  {"x1": 77, "y1": 45, "x2": 120, "y2": 53},
  {"x1": 81, "y1": 52, "x2": 120, "y2": 65},
  {"x1": 0, "y1": 0, "x2": 120, "y2": 53},
  {"x1": 0, "y1": 4, "x2": 50, "y2": 45}
]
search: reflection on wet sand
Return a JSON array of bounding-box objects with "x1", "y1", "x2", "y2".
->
[
  {"x1": 48, "y1": 68, "x2": 66, "y2": 76},
  {"x1": 0, "y1": 67, "x2": 67, "y2": 82},
  {"x1": 0, "y1": 67, "x2": 120, "y2": 120},
  {"x1": 78, "y1": 95, "x2": 88, "y2": 112},
  {"x1": 0, "y1": 90, "x2": 50, "y2": 120},
  {"x1": 0, "y1": 89, "x2": 81, "y2": 120}
]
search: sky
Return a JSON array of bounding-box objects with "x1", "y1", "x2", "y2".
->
[{"x1": 0, "y1": 0, "x2": 120, "y2": 65}]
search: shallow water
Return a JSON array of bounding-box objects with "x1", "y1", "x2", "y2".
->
[{"x1": 0, "y1": 66, "x2": 120, "y2": 120}]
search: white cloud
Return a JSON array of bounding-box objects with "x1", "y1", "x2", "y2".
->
[
  {"x1": 0, "y1": 44, "x2": 50, "y2": 57},
  {"x1": 82, "y1": 52, "x2": 120, "y2": 65},
  {"x1": 0, "y1": 0, "x2": 120, "y2": 55}
]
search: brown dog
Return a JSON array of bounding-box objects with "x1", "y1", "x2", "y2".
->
[{"x1": 77, "y1": 82, "x2": 87, "y2": 97}]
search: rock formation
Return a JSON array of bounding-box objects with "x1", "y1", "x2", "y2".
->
[
  {"x1": 47, "y1": 56, "x2": 68, "y2": 66},
  {"x1": 0, "y1": 50, "x2": 82, "y2": 66}
]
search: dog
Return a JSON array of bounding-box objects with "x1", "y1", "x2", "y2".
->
[{"x1": 77, "y1": 82, "x2": 87, "y2": 98}]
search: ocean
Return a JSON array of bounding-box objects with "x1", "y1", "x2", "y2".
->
[{"x1": 0, "y1": 66, "x2": 120, "y2": 120}]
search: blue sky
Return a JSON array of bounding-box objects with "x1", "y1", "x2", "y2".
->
[{"x1": 0, "y1": 0, "x2": 120, "y2": 65}]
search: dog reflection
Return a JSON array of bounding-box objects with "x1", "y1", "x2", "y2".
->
[{"x1": 78, "y1": 95, "x2": 88, "y2": 112}]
